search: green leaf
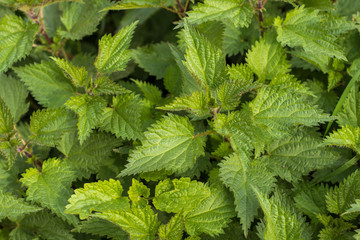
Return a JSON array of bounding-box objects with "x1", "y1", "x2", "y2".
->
[
  {"x1": 92, "y1": 76, "x2": 130, "y2": 95},
  {"x1": 0, "y1": 75, "x2": 29, "y2": 122},
  {"x1": 260, "y1": 129, "x2": 340, "y2": 182},
  {"x1": 120, "y1": 114, "x2": 206, "y2": 176},
  {"x1": 20, "y1": 158, "x2": 78, "y2": 225},
  {"x1": 182, "y1": 21, "x2": 227, "y2": 89},
  {"x1": 57, "y1": 132, "x2": 120, "y2": 179},
  {"x1": 187, "y1": 0, "x2": 253, "y2": 28},
  {"x1": 65, "y1": 179, "x2": 130, "y2": 219},
  {"x1": 158, "y1": 212, "x2": 184, "y2": 240},
  {"x1": 52, "y1": 57, "x2": 88, "y2": 87},
  {"x1": 257, "y1": 193, "x2": 312, "y2": 240},
  {"x1": 158, "y1": 91, "x2": 210, "y2": 119},
  {"x1": 153, "y1": 178, "x2": 211, "y2": 213},
  {"x1": 246, "y1": 32, "x2": 290, "y2": 81},
  {"x1": 184, "y1": 186, "x2": 236, "y2": 237},
  {"x1": 9, "y1": 210, "x2": 75, "y2": 240},
  {"x1": 133, "y1": 79, "x2": 162, "y2": 105},
  {"x1": 15, "y1": 61, "x2": 76, "y2": 108},
  {"x1": 249, "y1": 85, "x2": 331, "y2": 136},
  {"x1": 0, "y1": 14, "x2": 38, "y2": 73},
  {"x1": 96, "y1": 205, "x2": 160, "y2": 240},
  {"x1": 100, "y1": 93, "x2": 144, "y2": 140},
  {"x1": 95, "y1": 21, "x2": 137, "y2": 74},
  {"x1": 75, "y1": 217, "x2": 128, "y2": 240},
  {"x1": 0, "y1": 190, "x2": 42, "y2": 221},
  {"x1": 65, "y1": 94, "x2": 107, "y2": 144},
  {"x1": 274, "y1": 6, "x2": 348, "y2": 60},
  {"x1": 219, "y1": 151, "x2": 276, "y2": 235},
  {"x1": 104, "y1": 0, "x2": 170, "y2": 10},
  {"x1": 299, "y1": 0, "x2": 333, "y2": 10},
  {"x1": 337, "y1": 86, "x2": 360, "y2": 127},
  {"x1": 323, "y1": 125, "x2": 360, "y2": 153},
  {"x1": 213, "y1": 109, "x2": 257, "y2": 153},
  {"x1": 0, "y1": 138, "x2": 19, "y2": 168},
  {"x1": 294, "y1": 183, "x2": 329, "y2": 221},
  {"x1": 29, "y1": 108, "x2": 77, "y2": 147},
  {"x1": 131, "y1": 42, "x2": 174, "y2": 79},
  {"x1": 326, "y1": 170, "x2": 360, "y2": 215},
  {"x1": 0, "y1": 97, "x2": 13, "y2": 135},
  {"x1": 59, "y1": 0, "x2": 112, "y2": 40}
]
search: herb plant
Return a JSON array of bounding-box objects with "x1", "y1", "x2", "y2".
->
[{"x1": 1, "y1": 0, "x2": 360, "y2": 239}]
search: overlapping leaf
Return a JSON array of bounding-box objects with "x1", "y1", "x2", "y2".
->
[
  {"x1": 15, "y1": 61, "x2": 76, "y2": 108},
  {"x1": 95, "y1": 21, "x2": 137, "y2": 74},
  {"x1": 120, "y1": 114, "x2": 206, "y2": 176},
  {"x1": 219, "y1": 150, "x2": 276, "y2": 235},
  {"x1": 20, "y1": 158, "x2": 78, "y2": 225},
  {"x1": 0, "y1": 14, "x2": 38, "y2": 73}
]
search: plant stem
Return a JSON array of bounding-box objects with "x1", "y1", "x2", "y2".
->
[
  {"x1": 312, "y1": 155, "x2": 360, "y2": 184},
  {"x1": 28, "y1": 8, "x2": 52, "y2": 45}
]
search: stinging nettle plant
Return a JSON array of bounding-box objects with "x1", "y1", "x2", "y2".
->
[{"x1": 1, "y1": 0, "x2": 360, "y2": 239}]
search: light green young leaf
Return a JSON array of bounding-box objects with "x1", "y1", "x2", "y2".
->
[
  {"x1": 274, "y1": 6, "x2": 348, "y2": 60},
  {"x1": 0, "y1": 97, "x2": 13, "y2": 135},
  {"x1": 20, "y1": 158, "x2": 78, "y2": 225},
  {"x1": 219, "y1": 151, "x2": 276, "y2": 235},
  {"x1": 133, "y1": 79, "x2": 162, "y2": 105},
  {"x1": 58, "y1": 132, "x2": 120, "y2": 179},
  {"x1": 187, "y1": 0, "x2": 253, "y2": 28},
  {"x1": 227, "y1": 63, "x2": 254, "y2": 85},
  {"x1": 0, "y1": 190, "x2": 42, "y2": 221},
  {"x1": 120, "y1": 114, "x2": 206, "y2": 176},
  {"x1": 182, "y1": 21, "x2": 227, "y2": 89},
  {"x1": 52, "y1": 57, "x2": 88, "y2": 87},
  {"x1": 246, "y1": 31, "x2": 290, "y2": 81},
  {"x1": 131, "y1": 42, "x2": 174, "y2": 79},
  {"x1": 158, "y1": 212, "x2": 183, "y2": 240},
  {"x1": 128, "y1": 179, "x2": 150, "y2": 207},
  {"x1": 158, "y1": 91, "x2": 210, "y2": 119},
  {"x1": 323, "y1": 125, "x2": 360, "y2": 154},
  {"x1": 0, "y1": 75, "x2": 29, "y2": 123},
  {"x1": 153, "y1": 178, "x2": 211, "y2": 213},
  {"x1": 65, "y1": 179, "x2": 130, "y2": 219},
  {"x1": 9, "y1": 210, "x2": 75, "y2": 240},
  {"x1": 95, "y1": 21, "x2": 137, "y2": 74},
  {"x1": 326, "y1": 170, "x2": 360, "y2": 215},
  {"x1": 29, "y1": 108, "x2": 77, "y2": 147},
  {"x1": 96, "y1": 205, "x2": 160, "y2": 240},
  {"x1": 257, "y1": 193, "x2": 312, "y2": 240},
  {"x1": 15, "y1": 61, "x2": 76, "y2": 108},
  {"x1": 185, "y1": 186, "x2": 236, "y2": 237},
  {"x1": 59, "y1": 0, "x2": 112, "y2": 40},
  {"x1": 65, "y1": 94, "x2": 107, "y2": 144},
  {"x1": 100, "y1": 93, "x2": 144, "y2": 140},
  {"x1": 249, "y1": 85, "x2": 331, "y2": 136},
  {"x1": 0, "y1": 14, "x2": 38, "y2": 73},
  {"x1": 92, "y1": 76, "x2": 130, "y2": 95},
  {"x1": 343, "y1": 199, "x2": 360, "y2": 216}
]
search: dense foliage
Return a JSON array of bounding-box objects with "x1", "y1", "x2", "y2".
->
[{"x1": 1, "y1": 0, "x2": 360, "y2": 239}]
